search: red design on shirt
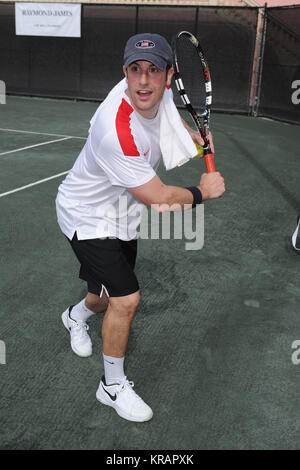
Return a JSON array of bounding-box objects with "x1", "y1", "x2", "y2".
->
[{"x1": 116, "y1": 99, "x2": 140, "y2": 157}]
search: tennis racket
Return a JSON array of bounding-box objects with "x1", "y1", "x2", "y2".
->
[{"x1": 172, "y1": 31, "x2": 216, "y2": 173}]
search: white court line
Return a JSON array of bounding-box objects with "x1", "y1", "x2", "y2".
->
[
  {"x1": 0, "y1": 171, "x2": 69, "y2": 198},
  {"x1": 0, "y1": 136, "x2": 72, "y2": 157},
  {"x1": 0, "y1": 127, "x2": 86, "y2": 140}
]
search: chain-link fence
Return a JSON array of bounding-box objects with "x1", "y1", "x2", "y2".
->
[
  {"x1": 259, "y1": 6, "x2": 300, "y2": 123},
  {"x1": 0, "y1": 2, "x2": 299, "y2": 123}
]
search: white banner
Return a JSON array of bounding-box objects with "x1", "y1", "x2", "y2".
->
[{"x1": 15, "y1": 3, "x2": 81, "y2": 37}]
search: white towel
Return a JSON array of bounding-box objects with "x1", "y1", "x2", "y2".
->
[
  {"x1": 90, "y1": 79, "x2": 197, "y2": 170},
  {"x1": 159, "y1": 87, "x2": 197, "y2": 171}
]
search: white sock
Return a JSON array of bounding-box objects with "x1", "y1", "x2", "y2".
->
[
  {"x1": 70, "y1": 299, "x2": 95, "y2": 323},
  {"x1": 103, "y1": 354, "x2": 125, "y2": 385}
]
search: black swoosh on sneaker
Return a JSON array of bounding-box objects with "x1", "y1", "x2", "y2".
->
[
  {"x1": 68, "y1": 306, "x2": 77, "y2": 323},
  {"x1": 68, "y1": 305, "x2": 74, "y2": 315},
  {"x1": 101, "y1": 383, "x2": 117, "y2": 402}
]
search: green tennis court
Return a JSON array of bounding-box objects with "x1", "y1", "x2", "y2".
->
[{"x1": 0, "y1": 95, "x2": 299, "y2": 450}]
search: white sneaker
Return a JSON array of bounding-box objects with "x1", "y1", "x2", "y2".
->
[
  {"x1": 61, "y1": 306, "x2": 92, "y2": 358},
  {"x1": 96, "y1": 375, "x2": 153, "y2": 422}
]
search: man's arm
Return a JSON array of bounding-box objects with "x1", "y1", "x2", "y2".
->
[{"x1": 129, "y1": 173, "x2": 225, "y2": 213}]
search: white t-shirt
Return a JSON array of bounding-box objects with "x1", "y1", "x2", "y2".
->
[{"x1": 55, "y1": 79, "x2": 162, "y2": 241}]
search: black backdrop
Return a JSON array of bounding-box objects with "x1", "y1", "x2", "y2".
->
[{"x1": 0, "y1": 3, "x2": 299, "y2": 123}]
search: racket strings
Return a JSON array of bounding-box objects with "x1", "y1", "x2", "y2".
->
[{"x1": 175, "y1": 36, "x2": 207, "y2": 114}]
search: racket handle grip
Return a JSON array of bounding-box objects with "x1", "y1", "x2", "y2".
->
[{"x1": 204, "y1": 152, "x2": 216, "y2": 173}]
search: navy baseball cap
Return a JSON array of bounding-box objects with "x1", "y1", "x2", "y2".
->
[{"x1": 124, "y1": 33, "x2": 173, "y2": 70}]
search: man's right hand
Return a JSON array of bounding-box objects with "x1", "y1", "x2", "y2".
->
[{"x1": 198, "y1": 172, "x2": 225, "y2": 201}]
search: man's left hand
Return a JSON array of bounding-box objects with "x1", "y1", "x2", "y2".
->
[
  {"x1": 189, "y1": 129, "x2": 215, "y2": 156},
  {"x1": 181, "y1": 117, "x2": 215, "y2": 155}
]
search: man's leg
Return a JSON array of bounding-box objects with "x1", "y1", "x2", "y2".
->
[
  {"x1": 62, "y1": 290, "x2": 109, "y2": 358},
  {"x1": 102, "y1": 291, "x2": 140, "y2": 358},
  {"x1": 85, "y1": 291, "x2": 109, "y2": 313},
  {"x1": 71, "y1": 290, "x2": 109, "y2": 319},
  {"x1": 101, "y1": 291, "x2": 140, "y2": 385},
  {"x1": 70, "y1": 290, "x2": 109, "y2": 322},
  {"x1": 96, "y1": 290, "x2": 153, "y2": 422}
]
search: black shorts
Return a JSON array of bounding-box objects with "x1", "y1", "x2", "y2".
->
[{"x1": 66, "y1": 232, "x2": 139, "y2": 297}]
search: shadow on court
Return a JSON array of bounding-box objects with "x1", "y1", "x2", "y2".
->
[{"x1": 0, "y1": 96, "x2": 299, "y2": 450}]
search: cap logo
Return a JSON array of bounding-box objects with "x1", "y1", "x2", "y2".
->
[{"x1": 135, "y1": 40, "x2": 155, "y2": 49}]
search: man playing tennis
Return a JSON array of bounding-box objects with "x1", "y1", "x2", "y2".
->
[{"x1": 56, "y1": 33, "x2": 225, "y2": 422}]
